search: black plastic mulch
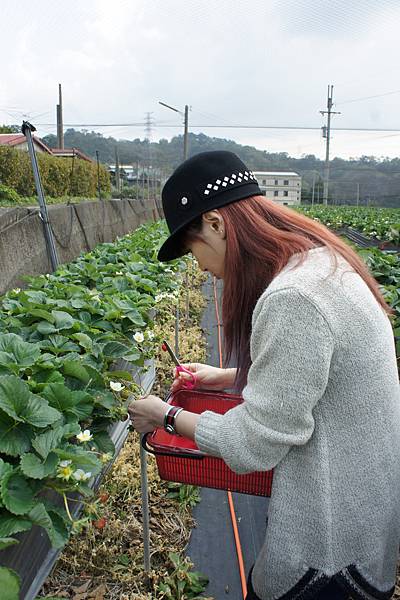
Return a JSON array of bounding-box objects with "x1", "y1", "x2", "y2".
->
[{"x1": 185, "y1": 277, "x2": 269, "y2": 599}]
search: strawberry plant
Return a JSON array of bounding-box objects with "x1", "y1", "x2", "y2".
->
[
  {"x1": 0, "y1": 221, "x2": 186, "y2": 596},
  {"x1": 298, "y1": 205, "x2": 400, "y2": 244}
]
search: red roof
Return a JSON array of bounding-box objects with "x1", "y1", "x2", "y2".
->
[{"x1": 0, "y1": 134, "x2": 52, "y2": 154}]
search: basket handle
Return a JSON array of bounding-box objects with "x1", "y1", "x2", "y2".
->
[{"x1": 141, "y1": 432, "x2": 204, "y2": 460}]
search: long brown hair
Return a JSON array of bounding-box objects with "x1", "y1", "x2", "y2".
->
[{"x1": 184, "y1": 196, "x2": 393, "y2": 391}]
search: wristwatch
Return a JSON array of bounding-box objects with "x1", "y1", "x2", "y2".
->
[{"x1": 163, "y1": 405, "x2": 184, "y2": 435}]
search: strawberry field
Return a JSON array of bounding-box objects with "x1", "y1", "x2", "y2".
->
[
  {"x1": 0, "y1": 205, "x2": 398, "y2": 599},
  {"x1": 298, "y1": 205, "x2": 400, "y2": 245}
]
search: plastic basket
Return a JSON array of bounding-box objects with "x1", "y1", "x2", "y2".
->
[{"x1": 142, "y1": 388, "x2": 273, "y2": 497}]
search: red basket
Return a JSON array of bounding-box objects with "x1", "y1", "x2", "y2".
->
[{"x1": 142, "y1": 388, "x2": 273, "y2": 497}]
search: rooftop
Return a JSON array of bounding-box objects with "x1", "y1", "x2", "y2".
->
[{"x1": 0, "y1": 133, "x2": 52, "y2": 154}]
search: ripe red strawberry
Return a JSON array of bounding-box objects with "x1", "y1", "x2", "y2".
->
[
  {"x1": 93, "y1": 517, "x2": 107, "y2": 529},
  {"x1": 161, "y1": 343, "x2": 167, "y2": 352},
  {"x1": 98, "y1": 493, "x2": 109, "y2": 504}
]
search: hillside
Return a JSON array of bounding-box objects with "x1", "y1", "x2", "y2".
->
[{"x1": 42, "y1": 130, "x2": 400, "y2": 207}]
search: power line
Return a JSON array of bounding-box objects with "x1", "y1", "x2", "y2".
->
[
  {"x1": 337, "y1": 88, "x2": 400, "y2": 105},
  {"x1": 34, "y1": 122, "x2": 400, "y2": 132}
]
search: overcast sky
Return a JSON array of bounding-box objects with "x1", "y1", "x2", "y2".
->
[{"x1": 2, "y1": 0, "x2": 400, "y2": 160}]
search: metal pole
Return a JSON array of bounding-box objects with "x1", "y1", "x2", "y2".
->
[
  {"x1": 175, "y1": 301, "x2": 180, "y2": 358},
  {"x1": 22, "y1": 121, "x2": 59, "y2": 271},
  {"x1": 96, "y1": 150, "x2": 102, "y2": 201},
  {"x1": 56, "y1": 83, "x2": 64, "y2": 149},
  {"x1": 183, "y1": 105, "x2": 189, "y2": 161},
  {"x1": 140, "y1": 435, "x2": 151, "y2": 571},
  {"x1": 311, "y1": 172, "x2": 316, "y2": 206},
  {"x1": 137, "y1": 363, "x2": 153, "y2": 573},
  {"x1": 356, "y1": 182, "x2": 360, "y2": 206},
  {"x1": 115, "y1": 147, "x2": 121, "y2": 198}
]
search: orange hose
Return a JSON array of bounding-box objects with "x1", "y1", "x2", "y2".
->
[{"x1": 212, "y1": 276, "x2": 248, "y2": 599}]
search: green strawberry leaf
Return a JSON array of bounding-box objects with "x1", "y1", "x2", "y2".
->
[
  {"x1": 0, "y1": 566, "x2": 20, "y2": 599},
  {"x1": 0, "y1": 512, "x2": 32, "y2": 537},
  {"x1": 31, "y1": 426, "x2": 64, "y2": 459},
  {"x1": 0, "y1": 376, "x2": 62, "y2": 428},
  {"x1": 20, "y1": 452, "x2": 58, "y2": 479},
  {"x1": 27, "y1": 308, "x2": 55, "y2": 323},
  {"x1": 0, "y1": 333, "x2": 41, "y2": 370},
  {"x1": 41, "y1": 384, "x2": 93, "y2": 421},
  {"x1": 72, "y1": 333, "x2": 93, "y2": 352},
  {"x1": 46, "y1": 509, "x2": 70, "y2": 548},
  {"x1": 61, "y1": 361, "x2": 91, "y2": 384},
  {"x1": 91, "y1": 431, "x2": 115, "y2": 455},
  {"x1": 1, "y1": 471, "x2": 36, "y2": 515},
  {"x1": 0, "y1": 412, "x2": 33, "y2": 456},
  {"x1": 102, "y1": 341, "x2": 130, "y2": 359},
  {"x1": 0, "y1": 460, "x2": 14, "y2": 506},
  {"x1": 52, "y1": 311, "x2": 75, "y2": 330},
  {"x1": 0, "y1": 537, "x2": 19, "y2": 550}
]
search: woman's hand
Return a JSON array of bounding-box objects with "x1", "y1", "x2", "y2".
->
[
  {"x1": 171, "y1": 363, "x2": 237, "y2": 392},
  {"x1": 128, "y1": 395, "x2": 168, "y2": 434}
]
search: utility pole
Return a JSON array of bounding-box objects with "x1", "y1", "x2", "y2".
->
[
  {"x1": 56, "y1": 83, "x2": 64, "y2": 149},
  {"x1": 114, "y1": 147, "x2": 121, "y2": 197},
  {"x1": 320, "y1": 85, "x2": 340, "y2": 205},
  {"x1": 183, "y1": 105, "x2": 189, "y2": 160},
  {"x1": 96, "y1": 150, "x2": 102, "y2": 201},
  {"x1": 311, "y1": 172, "x2": 316, "y2": 206},
  {"x1": 159, "y1": 101, "x2": 190, "y2": 161},
  {"x1": 356, "y1": 182, "x2": 360, "y2": 206}
]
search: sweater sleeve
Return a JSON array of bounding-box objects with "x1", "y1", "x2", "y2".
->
[{"x1": 194, "y1": 288, "x2": 334, "y2": 474}]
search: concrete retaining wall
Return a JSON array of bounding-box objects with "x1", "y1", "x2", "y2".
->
[{"x1": 0, "y1": 198, "x2": 162, "y2": 295}]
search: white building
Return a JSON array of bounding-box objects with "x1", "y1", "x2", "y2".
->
[{"x1": 253, "y1": 171, "x2": 302, "y2": 205}]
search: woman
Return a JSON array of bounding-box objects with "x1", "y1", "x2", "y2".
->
[{"x1": 129, "y1": 151, "x2": 400, "y2": 600}]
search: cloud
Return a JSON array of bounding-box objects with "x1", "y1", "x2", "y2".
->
[{"x1": 1, "y1": 0, "x2": 400, "y2": 159}]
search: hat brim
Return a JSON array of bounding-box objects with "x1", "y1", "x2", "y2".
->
[
  {"x1": 157, "y1": 219, "x2": 192, "y2": 262},
  {"x1": 157, "y1": 185, "x2": 261, "y2": 262}
]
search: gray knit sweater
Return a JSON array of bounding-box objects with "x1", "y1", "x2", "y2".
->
[{"x1": 195, "y1": 247, "x2": 400, "y2": 600}]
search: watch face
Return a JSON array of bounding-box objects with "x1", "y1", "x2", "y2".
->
[{"x1": 166, "y1": 424, "x2": 174, "y2": 434}]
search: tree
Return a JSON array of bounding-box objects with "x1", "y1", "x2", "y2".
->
[{"x1": 0, "y1": 124, "x2": 20, "y2": 134}]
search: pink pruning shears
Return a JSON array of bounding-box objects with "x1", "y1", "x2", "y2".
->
[{"x1": 161, "y1": 340, "x2": 197, "y2": 390}]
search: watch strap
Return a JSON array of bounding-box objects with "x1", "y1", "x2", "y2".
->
[{"x1": 163, "y1": 405, "x2": 184, "y2": 434}]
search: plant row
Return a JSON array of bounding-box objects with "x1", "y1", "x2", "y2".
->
[
  {"x1": 0, "y1": 147, "x2": 110, "y2": 200},
  {"x1": 297, "y1": 205, "x2": 400, "y2": 244},
  {"x1": 356, "y1": 247, "x2": 400, "y2": 359},
  {"x1": 40, "y1": 259, "x2": 210, "y2": 599},
  {"x1": 0, "y1": 221, "x2": 184, "y2": 595}
]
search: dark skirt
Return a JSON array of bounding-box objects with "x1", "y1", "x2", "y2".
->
[{"x1": 245, "y1": 566, "x2": 351, "y2": 600}]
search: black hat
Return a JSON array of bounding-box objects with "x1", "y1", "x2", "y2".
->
[{"x1": 157, "y1": 150, "x2": 261, "y2": 261}]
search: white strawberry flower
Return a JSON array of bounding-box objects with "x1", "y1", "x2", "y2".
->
[
  {"x1": 146, "y1": 330, "x2": 155, "y2": 340},
  {"x1": 76, "y1": 429, "x2": 93, "y2": 443},
  {"x1": 72, "y1": 469, "x2": 92, "y2": 482},
  {"x1": 110, "y1": 381, "x2": 125, "y2": 392},
  {"x1": 12, "y1": 288, "x2": 21, "y2": 294},
  {"x1": 133, "y1": 332, "x2": 144, "y2": 343},
  {"x1": 59, "y1": 460, "x2": 72, "y2": 468},
  {"x1": 115, "y1": 271, "x2": 123, "y2": 275}
]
